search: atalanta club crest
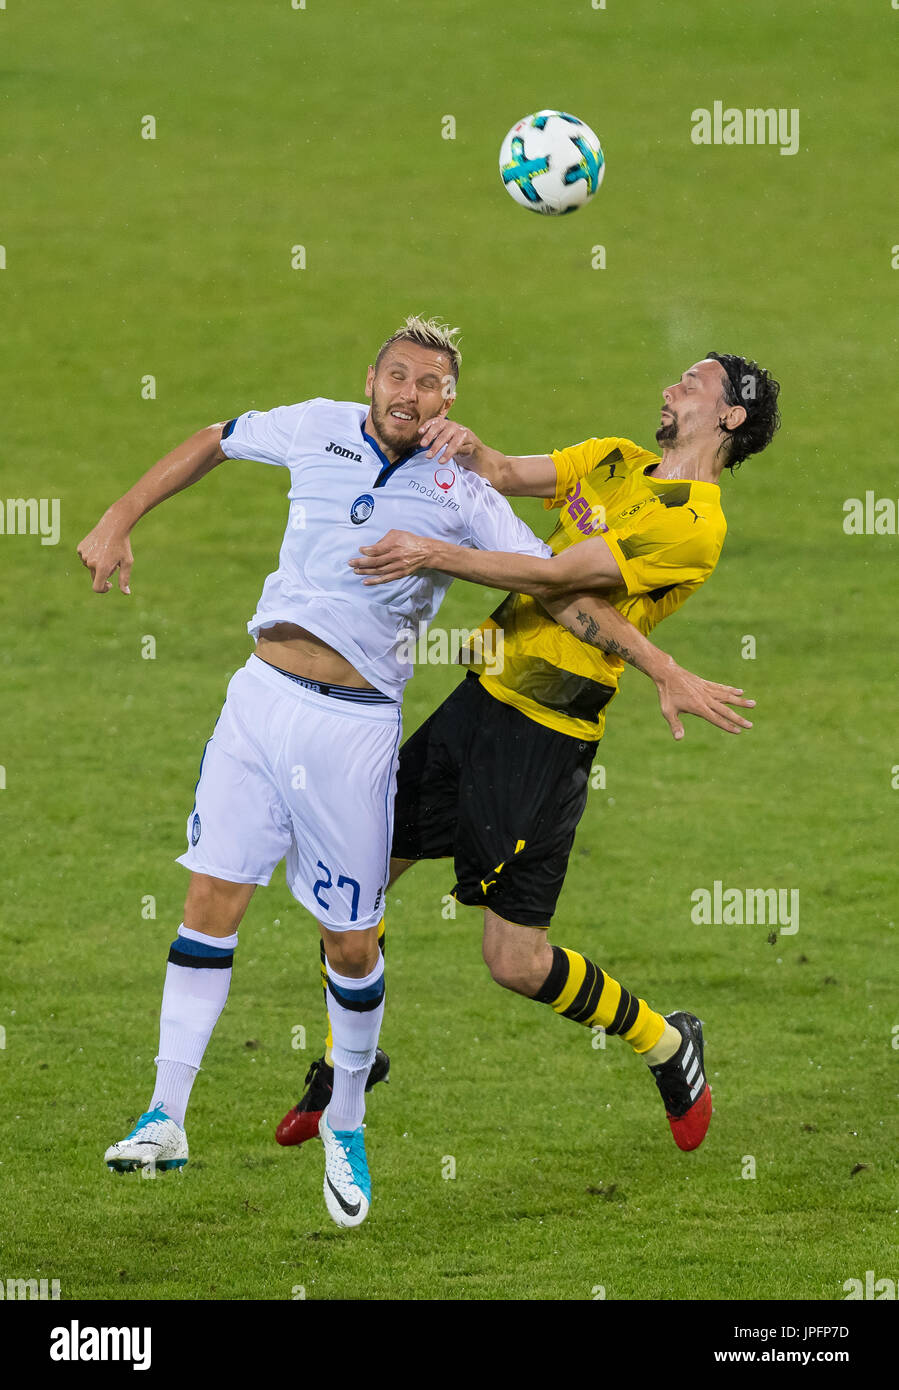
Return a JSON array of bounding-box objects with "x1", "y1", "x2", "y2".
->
[
  {"x1": 434, "y1": 467, "x2": 456, "y2": 492},
  {"x1": 350, "y1": 494, "x2": 375, "y2": 525}
]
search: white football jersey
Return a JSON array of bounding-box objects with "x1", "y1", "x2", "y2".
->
[{"x1": 219, "y1": 398, "x2": 550, "y2": 701}]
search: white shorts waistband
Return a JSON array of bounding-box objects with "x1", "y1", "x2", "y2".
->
[{"x1": 244, "y1": 654, "x2": 400, "y2": 722}]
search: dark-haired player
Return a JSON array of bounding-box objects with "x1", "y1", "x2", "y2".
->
[{"x1": 277, "y1": 352, "x2": 781, "y2": 1155}]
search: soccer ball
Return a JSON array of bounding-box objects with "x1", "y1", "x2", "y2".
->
[{"x1": 499, "y1": 110, "x2": 604, "y2": 215}]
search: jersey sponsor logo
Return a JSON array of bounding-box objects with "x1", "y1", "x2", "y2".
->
[
  {"x1": 190, "y1": 813, "x2": 201, "y2": 846},
  {"x1": 434, "y1": 466, "x2": 456, "y2": 491},
  {"x1": 326, "y1": 441, "x2": 363, "y2": 462},
  {"x1": 350, "y1": 494, "x2": 375, "y2": 525},
  {"x1": 406, "y1": 477, "x2": 460, "y2": 512},
  {"x1": 564, "y1": 480, "x2": 607, "y2": 535}
]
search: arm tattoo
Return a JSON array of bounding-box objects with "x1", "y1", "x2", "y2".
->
[{"x1": 571, "y1": 607, "x2": 647, "y2": 673}]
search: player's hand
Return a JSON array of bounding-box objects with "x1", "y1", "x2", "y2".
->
[
  {"x1": 654, "y1": 661, "x2": 755, "y2": 739},
  {"x1": 76, "y1": 516, "x2": 134, "y2": 594},
  {"x1": 349, "y1": 530, "x2": 434, "y2": 585},
  {"x1": 418, "y1": 416, "x2": 482, "y2": 462}
]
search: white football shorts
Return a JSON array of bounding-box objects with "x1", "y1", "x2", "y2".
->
[{"x1": 176, "y1": 654, "x2": 402, "y2": 931}]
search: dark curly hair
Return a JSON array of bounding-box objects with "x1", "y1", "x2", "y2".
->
[{"x1": 706, "y1": 351, "x2": 782, "y2": 471}]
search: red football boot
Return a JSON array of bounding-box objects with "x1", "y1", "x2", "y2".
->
[
  {"x1": 276, "y1": 1050, "x2": 390, "y2": 1147},
  {"x1": 648, "y1": 1012, "x2": 712, "y2": 1151}
]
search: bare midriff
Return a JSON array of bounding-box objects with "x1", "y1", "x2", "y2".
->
[{"x1": 254, "y1": 622, "x2": 376, "y2": 689}]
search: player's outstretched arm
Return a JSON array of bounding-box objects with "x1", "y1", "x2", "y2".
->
[
  {"x1": 76, "y1": 424, "x2": 227, "y2": 594},
  {"x1": 417, "y1": 417, "x2": 557, "y2": 498},
  {"x1": 541, "y1": 590, "x2": 755, "y2": 739},
  {"x1": 350, "y1": 530, "x2": 621, "y2": 594}
]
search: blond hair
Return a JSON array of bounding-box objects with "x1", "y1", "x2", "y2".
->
[{"x1": 375, "y1": 314, "x2": 462, "y2": 383}]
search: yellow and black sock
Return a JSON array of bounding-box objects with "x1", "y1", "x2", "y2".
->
[
  {"x1": 321, "y1": 919, "x2": 386, "y2": 1067},
  {"x1": 533, "y1": 945, "x2": 666, "y2": 1055}
]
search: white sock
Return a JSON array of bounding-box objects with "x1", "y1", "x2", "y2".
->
[
  {"x1": 325, "y1": 954, "x2": 385, "y2": 1132},
  {"x1": 149, "y1": 924, "x2": 238, "y2": 1127},
  {"x1": 151, "y1": 1058, "x2": 198, "y2": 1128}
]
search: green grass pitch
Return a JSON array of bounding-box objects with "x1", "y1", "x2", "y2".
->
[{"x1": 2, "y1": 0, "x2": 897, "y2": 1301}]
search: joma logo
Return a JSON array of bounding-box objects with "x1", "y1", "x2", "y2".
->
[{"x1": 325, "y1": 441, "x2": 363, "y2": 462}]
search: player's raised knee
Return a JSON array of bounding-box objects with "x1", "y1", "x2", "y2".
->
[
  {"x1": 320, "y1": 924, "x2": 380, "y2": 977},
  {"x1": 482, "y1": 942, "x2": 533, "y2": 995}
]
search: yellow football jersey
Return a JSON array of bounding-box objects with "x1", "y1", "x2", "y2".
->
[{"x1": 466, "y1": 436, "x2": 728, "y2": 740}]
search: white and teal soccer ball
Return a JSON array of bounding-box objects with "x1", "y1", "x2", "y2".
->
[{"x1": 499, "y1": 110, "x2": 604, "y2": 215}]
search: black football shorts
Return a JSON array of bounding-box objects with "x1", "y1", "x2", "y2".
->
[{"x1": 392, "y1": 673, "x2": 597, "y2": 928}]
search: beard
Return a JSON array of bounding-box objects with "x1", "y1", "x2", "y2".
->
[
  {"x1": 656, "y1": 415, "x2": 678, "y2": 446},
  {"x1": 370, "y1": 393, "x2": 418, "y2": 454}
]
